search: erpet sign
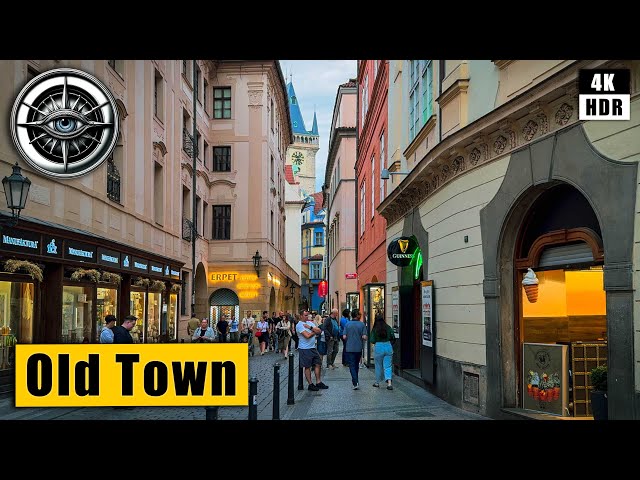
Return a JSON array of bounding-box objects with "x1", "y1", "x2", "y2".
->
[{"x1": 387, "y1": 236, "x2": 419, "y2": 267}]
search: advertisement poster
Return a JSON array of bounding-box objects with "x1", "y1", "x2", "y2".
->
[
  {"x1": 522, "y1": 343, "x2": 569, "y2": 416},
  {"x1": 421, "y1": 281, "x2": 433, "y2": 347},
  {"x1": 391, "y1": 287, "x2": 399, "y2": 338}
]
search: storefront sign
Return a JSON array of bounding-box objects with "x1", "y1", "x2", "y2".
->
[
  {"x1": 97, "y1": 247, "x2": 120, "y2": 267},
  {"x1": 149, "y1": 261, "x2": 165, "y2": 276},
  {"x1": 1, "y1": 228, "x2": 41, "y2": 254},
  {"x1": 522, "y1": 343, "x2": 569, "y2": 416},
  {"x1": 345, "y1": 273, "x2": 357, "y2": 279},
  {"x1": 421, "y1": 280, "x2": 433, "y2": 348},
  {"x1": 170, "y1": 267, "x2": 180, "y2": 280},
  {"x1": 132, "y1": 256, "x2": 149, "y2": 273},
  {"x1": 387, "y1": 236, "x2": 419, "y2": 267},
  {"x1": 43, "y1": 235, "x2": 62, "y2": 258},
  {"x1": 65, "y1": 240, "x2": 96, "y2": 263},
  {"x1": 392, "y1": 287, "x2": 399, "y2": 338}
]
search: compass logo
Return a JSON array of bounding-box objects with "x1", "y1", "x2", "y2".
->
[{"x1": 10, "y1": 68, "x2": 120, "y2": 179}]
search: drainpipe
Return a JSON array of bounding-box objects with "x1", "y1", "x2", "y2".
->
[
  {"x1": 438, "y1": 60, "x2": 445, "y2": 143},
  {"x1": 355, "y1": 68, "x2": 360, "y2": 309},
  {"x1": 191, "y1": 60, "x2": 198, "y2": 315}
]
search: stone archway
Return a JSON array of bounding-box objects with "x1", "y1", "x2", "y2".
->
[
  {"x1": 194, "y1": 262, "x2": 208, "y2": 320},
  {"x1": 480, "y1": 124, "x2": 638, "y2": 420}
]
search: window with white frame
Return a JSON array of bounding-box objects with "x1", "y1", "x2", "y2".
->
[
  {"x1": 310, "y1": 262, "x2": 321, "y2": 279},
  {"x1": 409, "y1": 60, "x2": 433, "y2": 142},
  {"x1": 360, "y1": 181, "x2": 366, "y2": 236},
  {"x1": 371, "y1": 155, "x2": 375, "y2": 218},
  {"x1": 379, "y1": 131, "x2": 385, "y2": 201}
]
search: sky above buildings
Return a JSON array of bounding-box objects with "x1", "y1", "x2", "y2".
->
[{"x1": 279, "y1": 60, "x2": 357, "y2": 193}]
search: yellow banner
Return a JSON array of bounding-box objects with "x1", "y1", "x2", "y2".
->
[{"x1": 15, "y1": 344, "x2": 248, "y2": 407}]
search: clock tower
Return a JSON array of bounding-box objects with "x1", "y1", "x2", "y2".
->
[{"x1": 285, "y1": 80, "x2": 319, "y2": 197}]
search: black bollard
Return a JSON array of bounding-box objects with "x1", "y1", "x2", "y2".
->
[
  {"x1": 287, "y1": 352, "x2": 295, "y2": 405},
  {"x1": 205, "y1": 406, "x2": 219, "y2": 420},
  {"x1": 248, "y1": 376, "x2": 258, "y2": 421},
  {"x1": 272, "y1": 363, "x2": 280, "y2": 420}
]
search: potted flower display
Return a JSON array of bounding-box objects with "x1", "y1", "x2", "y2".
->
[{"x1": 589, "y1": 365, "x2": 607, "y2": 420}]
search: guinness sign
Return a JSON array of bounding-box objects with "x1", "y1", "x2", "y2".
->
[{"x1": 387, "y1": 236, "x2": 419, "y2": 267}]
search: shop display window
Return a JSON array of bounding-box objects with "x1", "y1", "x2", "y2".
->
[
  {"x1": 62, "y1": 285, "x2": 93, "y2": 343},
  {"x1": 147, "y1": 292, "x2": 161, "y2": 343},
  {"x1": 130, "y1": 291, "x2": 146, "y2": 343},
  {"x1": 168, "y1": 293, "x2": 177, "y2": 340},
  {"x1": 0, "y1": 280, "x2": 34, "y2": 370},
  {"x1": 96, "y1": 287, "x2": 118, "y2": 342}
]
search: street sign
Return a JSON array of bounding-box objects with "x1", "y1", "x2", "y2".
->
[{"x1": 345, "y1": 273, "x2": 357, "y2": 279}]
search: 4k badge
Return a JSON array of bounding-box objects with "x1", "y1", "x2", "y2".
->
[{"x1": 10, "y1": 68, "x2": 120, "y2": 178}]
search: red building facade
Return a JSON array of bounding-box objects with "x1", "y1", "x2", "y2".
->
[{"x1": 355, "y1": 60, "x2": 388, "y2": 365}]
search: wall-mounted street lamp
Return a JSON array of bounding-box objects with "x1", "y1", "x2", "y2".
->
[
  {"x1": 285, "y1": 284, "x2": 296, "y2": 300},
  {"x1": 252, "y1": 250, "x2": 262, "y2": 277},
  {"x1": 380, "y1": 168, "x2": 410, "y2": 181},
  {"x1": 2, "y1": 162, "x2": 31, "y2": 227}
]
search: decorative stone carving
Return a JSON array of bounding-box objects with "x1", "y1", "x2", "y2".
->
[
  {"x1": 480, "y1": 143, "x2": 489, "y2": 161},
  {"x1": 522, "y1": 120, "x2": 538, "y2": 141},
  {"x1": 441, "y1": 164, "x2": 450, "y2": 181},
  {"x1": 506, "y1": 130, "x2": 516, "y2": 149},
  {"x1": 432, "y1": 174, "x2": 439, "y2": 190},
  {"x1": 248, "y1": 90, "x2": 263, "y2": 106},
  {"x1": 470, "y1": 148, "x2": 481, "y2": 166},
  {"x1": 537, "y1": 112, "x2": 549, "y2": 135},
  {"x1": 555, "y1": 103, "x2": 573, "y2": 126},
  {"x1": 452, "y1": 156, "x2": 465, "y2": 174},
  {"x1": 494, "y1": 136, "x2": 507, "y2": 155}
]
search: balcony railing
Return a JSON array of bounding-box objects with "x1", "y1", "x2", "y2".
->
[
  {"x1": 107, "y1": 157, "x2": 121, "y2": 203},
  {"x1": 182, "y1": 128, "x2": 198, "y2": 158}
]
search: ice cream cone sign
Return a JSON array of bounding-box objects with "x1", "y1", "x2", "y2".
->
[{"x1": 522, "y1": 268, "x2": 539, "y2": 303}]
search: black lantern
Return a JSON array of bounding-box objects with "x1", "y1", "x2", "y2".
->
[
  {"x1": 252, "y1": 250, "x2": 262, "y2": 277},
  {"x1": 290, "y1": 284, "x2": 295, "y2": 297},
  {"x1": 2, "y1": 162, "x2": 31, "y2": 224}
]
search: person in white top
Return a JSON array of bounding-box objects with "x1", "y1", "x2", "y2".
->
[{"x1": 240, "y1": 311, "x2": 255, "y2": 343}]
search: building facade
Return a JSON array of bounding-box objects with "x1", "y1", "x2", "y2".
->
[
  {"x1": 0, "y1": 60, "x2": 190, "y2": 392},
  {"x1": 300, "y1": 192, "x2": 325, "y2": 313},
  {"x1": 284, "y1": 165, "x2": 304, "y2": 311},
  {"x1": 379, "y1": 59, "x2": 640, "y2": 420},
  {"x1": 285, "y1": 80, "x2": 319, "y2": 198},
  {"x1": 187, "y1": 61, "x2": 300, "y2": 328},
  {"x1": 356, "y1": 60, "x2": 389, "y2": 366},
  {"x1": 324, "y1": 80, "x2": 358, "y2": 316}
]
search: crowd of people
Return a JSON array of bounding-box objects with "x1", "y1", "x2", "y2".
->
[{"x1": 96, "y1": 306, "x2": 397, "y2": 392}]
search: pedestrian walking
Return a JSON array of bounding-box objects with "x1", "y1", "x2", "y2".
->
[
  {"x1": 291, "y1": 313, "x2": 301, "y2": 349},
  {"x1": 187, "y1": 312, "x2": 200, "y2": 338},
  {"x1": 343, "y1": 309, "x2": 367, "y2": 389},
  {"x1": 113, "y1": 315, "x2": 137, "y2": 344},
  {"x1": 99, "y1": 314, "x2": 117, "y2": 344},
  {"x1": 240, "y1": 311, "x2": 255, "y2": 342},
  {"x1": 276, "y1": 314, "x2": 292, "y2": 358},
  {"x1": 370, "y1": 312, "x2": 395, "y2": 390},
  {"x1": 256, "y1": 311, "x2": 270, "y2": 355},
  {"x1": 192, "y1": 319, "x2": 215, "y2": 343},
  {"x1": 229, "y1": 314, "x2": 239, "y2": 342},
  {"x1": 217, "y1": 315, "x2": 229, "y2": 342},
  {"x1": 340, "y1": 308, "x2": 350, "y2": 366},
  {"x1": 325, "y1": 309, "x2": 340, "y2": 369},
  {"x1": 296, "y1": 313, "x2": 328, "y2": 391}
]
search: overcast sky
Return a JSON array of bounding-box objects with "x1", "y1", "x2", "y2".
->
[{"x1": 279, "y1": 60, "x2": 357, "y2": 193}]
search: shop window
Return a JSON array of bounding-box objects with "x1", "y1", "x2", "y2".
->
[
  {"x1": 62, "y1": 285, "x2": 93, "y2": 343},
  {"x1": 96, "y1": 287, "x2": 118, "y2": 343},
  {"x1": 181, "y1": 270, "x2": 188, "y2": 316},
  {"x1": 130, "y1": 290, "x2": 146, "y2": 343},
  {"x1": 168, "y1": 293, "x2": 178, "y2": 340},
  {"x1": 147, "y1": 291, "x2": 161, "y2": 343},
  {"x1": 209, "y1": 288, "x2": 239, "y2": 328},
  {"x1": 0, "y1": 280, "x2": 34, "y2": 370}
]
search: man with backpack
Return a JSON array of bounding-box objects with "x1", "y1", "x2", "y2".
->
[{"x1": 324, "y1": 308, "x2": 341, "y2": 370}]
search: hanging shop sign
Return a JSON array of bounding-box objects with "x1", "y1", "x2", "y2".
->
[
  {"x1": 317, "y1": 280, "x2": 328, "y2": 297},
  {"x1": 421, "y1": 280, "x2": 433, "y2": 348},
  {"x1": 387, "y1": 236, "x2": 419, "y2": 267}
]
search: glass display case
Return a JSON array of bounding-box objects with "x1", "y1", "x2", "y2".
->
[
  {"x1": 96, "y1": 287, "x2": 118, "y2": 342},
  {"x1": 62, "y1": 285, "x2": 93, "y2": 343}
]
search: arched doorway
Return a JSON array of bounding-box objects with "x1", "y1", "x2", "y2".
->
[
  {"x1": 514, "y1": 183, "x2": 606, "y2": 417},
  {"x1": 209, "y1": 288, "x2": 239, "y2": 327},
  {"x1": 194, "y1": 263, "x2": 207, "y2": 320},
  {"x1": 480, "y1": 124, "x2": 637, "y2": 420}
]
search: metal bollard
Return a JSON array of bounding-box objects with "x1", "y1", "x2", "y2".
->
[
  {"x1": 272, "y1": 363, "x2": 280, "y2": 420},
  {"x1": 248, "y1": 376, "x2": 258, "y2": 420},
  {"x1": 287, "y1": 352, "x2": 295, "y2": 405},
  {"x1": 298, "y1": 357, "x2": 304, "y2": 390},
  {"x1": 205, "y1": 406, "x2": 219, "y2": 420}
]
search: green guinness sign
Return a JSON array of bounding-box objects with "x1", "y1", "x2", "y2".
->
[{"x1": 387, "y1": 236, "x2": 419, "y2": 267}]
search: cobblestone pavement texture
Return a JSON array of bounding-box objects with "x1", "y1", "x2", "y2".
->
[{"x1": 0, "y1": 342, "x2": 488, "y2": 421}]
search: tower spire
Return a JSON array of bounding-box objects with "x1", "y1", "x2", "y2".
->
[{"x1": 311, "y1": 109, "x2": 319, "y2": 136}]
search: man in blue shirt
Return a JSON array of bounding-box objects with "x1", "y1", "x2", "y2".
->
[
  {"x1": 296, "y1": 313, "x2": 329, "y2": 391},
  {"x1": 343, "y1": 309, "x2": 367, "y2": 389},
  {"x1": 340, "y1": 309, "x2": 351, "y2": 366}
]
